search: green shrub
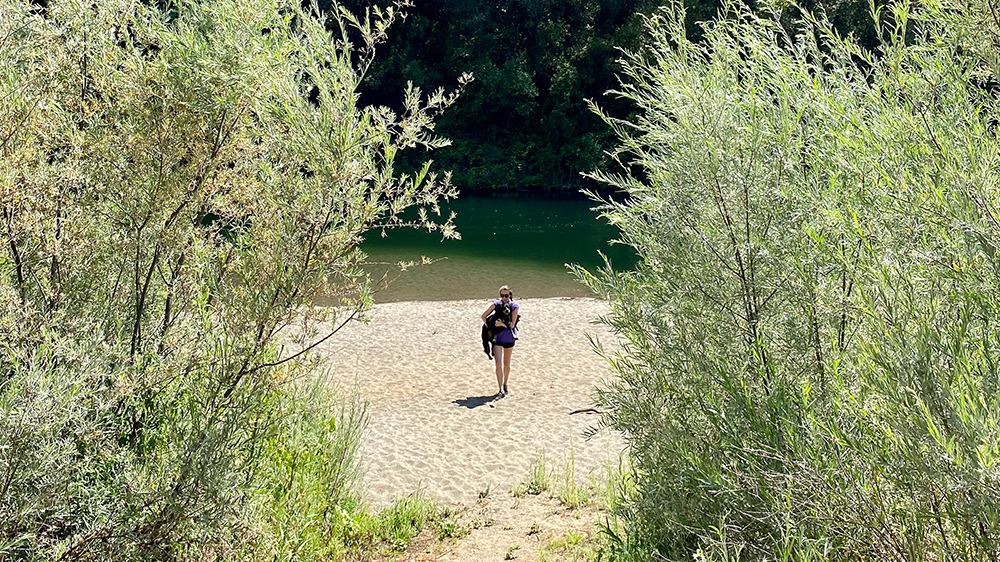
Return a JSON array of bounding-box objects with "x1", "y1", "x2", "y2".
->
[
  {"x1": 248, "y1": 380, "x2": 369, "y2": 561},
  {"x1": 0, "y1": 0, "x2": 459, "y2": 558},
  {"x1": 580, "y1": 0, "x2": 1000, "y2": 559}
]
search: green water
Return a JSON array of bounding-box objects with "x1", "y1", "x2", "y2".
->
[{"x1": 361, "y1": 193, "x2": 637, "y2": 302}]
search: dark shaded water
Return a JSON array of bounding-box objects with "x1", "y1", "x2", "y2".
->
[{"x1": 361, "y1": 193, "x2": 637, "y2": 302}]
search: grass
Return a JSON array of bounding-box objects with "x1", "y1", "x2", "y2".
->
[
  {"x1": 338, "y1": 493, "x2": 437, "y2": 556},
  {"x1": 433, "y1": 505, "x2": 470, "y2": 541},
  {"x1": 512, "y1": 448, "x2": 631, "y2": 511},
  {"x1": 591, "y1": 455, "x2": 631, "y2": 512},
  {"x1": 539, "y1": 530, "x2": 603, "y2": 562},
  {"x1": 336, "y1": 494, "x2": 467, "y2": 559},
  {"x1": 557, "y1": 445, "x2": 590, "y2": 508},
  {"x1": 513, "y1": 449, "x2": 552, "y2": 497}
]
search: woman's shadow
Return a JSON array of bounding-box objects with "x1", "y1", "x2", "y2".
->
[{"x1": 452, "y1": 394, "x2": 498, "y2": 409}]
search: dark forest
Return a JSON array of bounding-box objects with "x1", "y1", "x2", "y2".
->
[{"x1": 337, "y1": 0, "x2": 878, "y2": 193}]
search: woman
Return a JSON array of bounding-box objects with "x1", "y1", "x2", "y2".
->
[{"x1": 481, "y1": 285, "x2": 519, "y2": 397}]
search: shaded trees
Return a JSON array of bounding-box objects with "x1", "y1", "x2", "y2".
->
[
  {"x1": 341, "y1": 0, "x2": 664, "y2": 191},
  {"x1": 338, "y1": 0, "x2": 879, "y2": 192}
]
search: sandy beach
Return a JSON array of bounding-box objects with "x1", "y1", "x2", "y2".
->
[{"x1": 316, "y1": 297, "x2": 625, "y2": 509}]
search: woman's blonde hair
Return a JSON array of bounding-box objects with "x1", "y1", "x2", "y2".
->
[{"x1": 499, "y1": 285, "x2": 512, "y2": 296}]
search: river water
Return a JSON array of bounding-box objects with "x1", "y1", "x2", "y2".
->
[{"x1": 361, "y1": 193, "x2": 636, "y2": 302}]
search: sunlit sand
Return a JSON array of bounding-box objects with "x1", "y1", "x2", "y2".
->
[{"x1": 316, "y1": 297, "x2": 625, "y2": 508}]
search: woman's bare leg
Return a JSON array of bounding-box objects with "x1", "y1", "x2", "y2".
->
[
  {"x1": 493, "y1": 344, "x2": 504, "y2": 394},
  {"x1": 502, "y1": 347, "x2": 513, "y2": 389}
]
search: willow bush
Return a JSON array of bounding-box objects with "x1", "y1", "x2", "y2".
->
[
  {"x1": 579, "y1": 0, "x2": 1000, "y2": 559},
  {"x1": 0, "y1": 0, "x2": 460, "y2": 559}
]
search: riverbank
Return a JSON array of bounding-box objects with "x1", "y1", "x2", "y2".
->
[{"x1": 315, "y1": 297, "x2": 625, "y2": 509}]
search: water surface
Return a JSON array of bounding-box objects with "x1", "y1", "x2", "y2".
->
[{"x1": 361, "y1": 193, "x2": 636, "y2": 302}]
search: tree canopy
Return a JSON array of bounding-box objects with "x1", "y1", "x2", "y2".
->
[{"x1": 339, "y1": 0, "x2": 878, "y2": 193}]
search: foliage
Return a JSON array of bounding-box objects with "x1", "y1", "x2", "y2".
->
[
  {"x1": 251, "y1": 381, "x2": 369, "y2": 561},
  {"x1": 540, "y1": 529, "x2": 604, "y2": 562},
  {"x1": 557, "y1": 446, "x2": 590, "y2": 509},
  {"x1": 336, "y1": 0, "x2": 879, "y2": 193},
  {"x1": 336, "y1": 492, "x2": 438, "y2": 556},
  {"x1": 0, "y1": 0, "x2": 459, "y2": 558},
  {"x1": 431, "y1": 504, "x2": 470, "y2": 541},
  {"x1": 339, "y1": 0, "x2": 666, "y2": 192},
  {"x1": 514, "y1": 450, "x2": 552, "y2": 497},
  {"x1": 579, "y1": 0, "x2": 1000, "y2": 559}
]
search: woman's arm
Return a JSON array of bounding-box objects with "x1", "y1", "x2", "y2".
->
[{"x1": 481, "y1": 303, "x2": 496, "y2": 324}]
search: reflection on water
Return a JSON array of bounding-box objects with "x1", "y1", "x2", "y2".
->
[{"x1": 361, "y1": 193, "x2": 636, "y2": 302}]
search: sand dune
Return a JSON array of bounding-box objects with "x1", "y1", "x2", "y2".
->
[{"x1": 315, "y1": 297, "x2": 626, "y2": 508}]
